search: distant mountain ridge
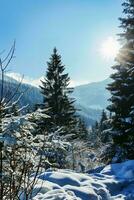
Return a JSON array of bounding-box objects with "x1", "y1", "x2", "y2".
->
[
  {"x1": 0, "y1": 75, "x2": 43, "y2": 111},
  {"x1": 73, "y1": 78, "x2": 111, "y2": 110},
  {"x1": 0, "y1": 75, "x2": 111, "y2": 125},
  {"x1": 73, "y1": 78, "x2": 111, "y2": 125}
]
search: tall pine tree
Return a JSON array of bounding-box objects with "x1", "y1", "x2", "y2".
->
[
  {"x1": 40, "y1": 48, "x2": 77, "y2": 137},
  {"x1": 107, "y1": 0, "x2": 134, "y2": 160}
]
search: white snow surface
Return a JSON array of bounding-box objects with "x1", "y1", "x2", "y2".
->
[{"x1": 32, "y1": 160, "x2": 134, "y2": 200}]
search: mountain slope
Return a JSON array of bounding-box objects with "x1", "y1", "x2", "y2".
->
[
  {"x1": 73, "y1": 78, "x2": 111, "y2": 125},
  {"x1": 73, "y1": 78, "x2": 111, "y2": 110},
  {"x1": 0, "y1": 75, "x2": 43, "y2": 111},
  {"x1": 0, "y1": 75, "x2": 111, "y2": 124}
]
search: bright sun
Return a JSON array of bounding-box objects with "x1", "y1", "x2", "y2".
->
[{"x1": 100, "y1": 37, "x2": 120, "y2": 60}]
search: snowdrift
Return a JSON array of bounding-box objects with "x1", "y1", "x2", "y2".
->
[{"x1": 32, "y1": 160, "x2": 134, "y2": 200}]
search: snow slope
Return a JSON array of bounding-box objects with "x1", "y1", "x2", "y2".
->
[{"x1": 31, "y1": 160, "x2": 134, "y2": 200}]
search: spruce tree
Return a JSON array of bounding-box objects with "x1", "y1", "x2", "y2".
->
[
  {"x1": 40, "y1": 48, "x2": 77, "y2": 136},
  {"x1": 99, "y1": 110, "x2": 108, "y2": 132},
  {"x1": 77, "y1": 118, "x2": 88, "y2": 140},
  {"x1": 99, "y1": 110, "x2": 112, "y2": 144},
  {"x1": 90, "y1": 110, "x2": 111, "y2": 147},
  {"x1": 107, "y1": 0, "x2": 134, "y2": 160},
  {"x1": 89, "y1": 121, "x2": 99, "y2": 146}
]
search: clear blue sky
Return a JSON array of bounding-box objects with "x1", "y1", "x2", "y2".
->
[{"x1": 0, "y1": 0, "x2": 123, "y2": 85}]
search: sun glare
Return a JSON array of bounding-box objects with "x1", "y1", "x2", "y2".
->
[{"x1": 100, "y1": 37, "x2": 120, "y2": 60}]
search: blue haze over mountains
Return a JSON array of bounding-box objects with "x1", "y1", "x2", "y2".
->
[{"x1": 1, "y1": 75, "x2": 111, "y2": 126}]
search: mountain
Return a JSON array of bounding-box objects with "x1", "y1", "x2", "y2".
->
[
  {"x1": 73, "y1": 78, "x2": 111, "y2": 125},
  {"x1": 73, "y1": 78, "x2": 111, "y2": 110},
  {"x1": 0, "y1": 75, "x2": 43, "y2": 111},
  {"x1": 0, "y1": 75, "x2": 111, "y2": 125}
]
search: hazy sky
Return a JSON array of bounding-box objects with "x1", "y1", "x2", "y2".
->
[{"x1": 0, "y1": 0, "x2": 123, "y2": 85}]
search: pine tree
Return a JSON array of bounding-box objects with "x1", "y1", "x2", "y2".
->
[
  {"x1": 89, "y1": 121, "x2": 100, "y2": 147},
  {"x1": 100, "y1": 110, "x2": 107, "y2": 132},
  {"x1": 99, "y1": 110, "x2": 111, "y2": 143},
  {"x1": 107, "y1": 0, "x2": 134, "y2": 160},
  {"x1": 40, "y1": 48, "x2": 77, "y2": 136},
  {"x1": 77, "y1": 118, "x2": 88, "y2": 140}
]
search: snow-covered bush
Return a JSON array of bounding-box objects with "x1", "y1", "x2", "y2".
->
[
  {"x1": 0, "y1": 106, "x2": 47, "y2": 199},
  {"x1": 66, "y1": 139, "x2": 99, "y2": 172},
  {"x1": 42, "y1": 127, "x2": 71, "y2": 169},
  {"x1": 0, "y1": 43, "x2": 47, "y2": 199}
]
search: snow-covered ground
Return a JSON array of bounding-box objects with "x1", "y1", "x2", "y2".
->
[{"x1": 32, "y1": 160, "x2": 134, "y2": 200}]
